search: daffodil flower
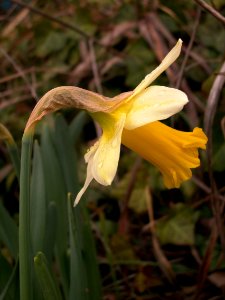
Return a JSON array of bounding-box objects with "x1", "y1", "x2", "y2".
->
[{"x1": 25, "y1": 39, "x2": 207, "y2": 206}]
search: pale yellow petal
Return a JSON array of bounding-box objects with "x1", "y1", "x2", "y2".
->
[
  {"x1": 128, "y1": 39, "x2": 182, "y2": 100},
  {"x1": 74, "y1": 112, "x2": 126, "y2": 205},
  {"x1": 125, "y1": 86, "x2": 188, "y2": 130},
  {"x1": 91, "y1": 113, "x2": 126, "y2": 185},
  {"x1": 74, "y1": 140, "x2": 100, "y2": 206},
  {"x1": 84, "y1": 141, "x2": 100, "y2": 163},
  {"x1": 74, "y1": 141, "x2": 98, "y2": 206},
  {"x1": 74, "y1": 162, "x2": 94, "y2": 206}
]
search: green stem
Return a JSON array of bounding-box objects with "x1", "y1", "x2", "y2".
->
[{"x1": 19, "y1": 131, "x2": 34, "y2": 300}]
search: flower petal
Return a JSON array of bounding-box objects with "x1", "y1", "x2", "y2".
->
[
  {"x1": 125, "y1": 86, "x2": 188, "y2": 130},
  {"x1": 74, "y1": 140, "x2": 102, "y2": 206},
  {"x1": 128, "y1": 39, "x2": 182, "y2": 100},
  {"x1": 122, "y1": 121, "x2": 207, "y2": 188},
  {"x1": 74, "y1": 162, "x2": 94, "y2": 206},
  {"x1": 91, "y1": 112, "x2": 126, "y2": 185},
  {"x1": 25, "y1": 86, "x2": 132, "y2": 132},
  {"x1": 74, "y1": 141, "x2": 100, "y2": 206},
  {"x1": 74, "y1": 112, "x2": 126, "y2": 205}
]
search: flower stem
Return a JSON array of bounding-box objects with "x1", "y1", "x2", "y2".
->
[{"x1": 19, "y1": 131, "x2": 34, "y2": 300}]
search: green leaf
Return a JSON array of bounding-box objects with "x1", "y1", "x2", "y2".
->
[
  {"x1": 40, "y1": 118, "x2": 69, "y2": 298},
  {"x1": 73, "y1": 8, "x2": 97, "y2": 34},
  {"x1": 19, "y1": 133, "x2": 34, "y2": 300},
  {"x1": 0, "y1": 201, "x2": 18, "y2": 259},
  {"x1": 30, "y1": 141, "x2": 46, "y2": 254},
  {"x1": 52, "y1": 114, "x2": 101, "y2": 300},
  {"x1": 36, "y1": 31, "x2": 68, "y2": 58},
  {"x1": 78, "y1": 205, "x2": 102, "y2": 300},
  {"x1": 125, "y1": 39, "x2": 155, "y2": 88},
  {"x1": 69, "y1": 111, "x2": 89, "y2": 145},
  {"x1": 51, "y1": 114, "x2": 79, "y2": 191},
  {"x1": 128, "y1": 188, "x2": 147, "y2": 214},
  {"x1": 43, "y1": 202, "x2": 57, "y2": 262},
  {"x1": 34, "y1": 252, "x2": 62, "y2": 300},
  {"x1": 156, "y1": 204, "x2": 199, "y2": 246},
  {"x1": 198, "y1": 14, "x2": 225, "y2": 54},
  {"x1": 68, "y1": 197, "x2": 88, "y2": 300}
]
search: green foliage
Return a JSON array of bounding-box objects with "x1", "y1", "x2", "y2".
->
[
  {"x1": 34, "y1": 252, "x2": 63, "y2": 300},
  {"x1": 30, "y1": 141, "x2": 46, "y2": 254},
  {"x1": 0, "y1": 202, "x2": 18, "y2": 259},
  {"x1": 125, "y1": 40, "x2": 155, "y2": 88},
  {"x1": 156, "y1": 204, "x2": 199, "y2": 246},
  {"x1": 0, "y1": 113, "x2": 101, "y2": 300},
  {"x1": 128, "y1": 187, "x2": 148, "y2": 214},
  {"x1": 36, "y1": 31, "x2": 69, "y2": 58},
  {"x1": 213, "y1": 143, "x2": 225, "y2": 171}
]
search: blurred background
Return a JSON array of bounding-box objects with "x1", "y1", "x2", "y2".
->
[{"x1": 0, "y1": 0, "x2": 225, "y2": 299}]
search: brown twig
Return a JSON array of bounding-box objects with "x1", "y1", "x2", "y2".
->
[
  {"x1": 176, "y1": 7, "x2": 201, "y2": 89},
  {"x1": 0, "y1": 95, "x2": 36, "y2": 110},
  {"x1": 88, "y1": 39, "x2": 103, "y2": 95},
  {"x1": 204, "y1": 61, "x2": 225, "y2": 191},
  {"x1": 0, "y1": 47, "x2": 38, "y2": 101},
  {"x1": 145, "y1": 186, "x2": 176, "y2": 284},
  {"x1": 194, "y1": 224, "x2": 218, "y2": 300},
  {"x1": 0, "y1": 68, "x2": 35, "y2": 84},
  {"x1": 203, "y1": 60, "x2": 225, "y2": 255},
  {"x1": 2, "y1": 3, "x2": 31, "y2": 37},
  {"x1": 10, "y1": 0, "x2": 90, "y2": 39},
  {"x1": 68, "y1": 21, "x2": 135, "y2": 85},
  {"x1": 0, "y1": 82, "x2": 40, "y2": 99},
  {"x1": 118, "y1": 157, "x2": 142, "y2": 235},
  {"x1": 204, "y1": 61, "x2": 225, "y2": 138},
  {"x1": 87, "y1": 39, "x2": 103, "y2": 137},
  {"x1": 192, "y1": 175, "x2": 211, "y2": 194},
  {"x1": 192, "y1": 175, "x2": 225, "y2": 203},
  {"x1": 139, "y1": 17, "x2": 203, "y2": 128},
  {"x1": 0, "y1": 66, "x2": 70, "y2": 85},
  {"x1": 8, "y1": 3, "x2": 131, "y2": 69},
  {"x1": 221, "y1": 116, "x2": 225, "y2": 139},
  {"x1": 150, "y1": 13, "x2": 211, "y2": 74},
  {"x1": 0, "y1": 4, "x2": 17, "y2": 21},
  {"x1": 8, "y1": 1, "x2": 136, "y2": 64},
  {"x1": 194, "y1": 0, "x2": 225, "y2": 26}
]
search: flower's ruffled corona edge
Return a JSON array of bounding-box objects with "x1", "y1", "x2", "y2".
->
[
  {"x1": 122, "y1": 122, "x2": 207, "y2": 189},
  {"x1": 24, "y1": 39, "x2": 207, "y2": 206}
]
